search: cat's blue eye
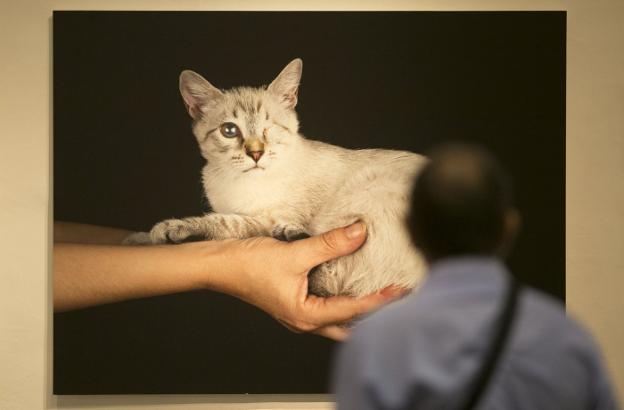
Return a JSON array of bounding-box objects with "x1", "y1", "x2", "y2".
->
[{"x1": 220, "y1": 122, "x2": 241, "y2": 138}]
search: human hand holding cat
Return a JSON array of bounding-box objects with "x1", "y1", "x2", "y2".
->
[
  {"x1": 55, "y1": 221, "x2": 404, "y2": 340},
  {"x1": 219, "y1": 222, "x2": 407, "y2": 341}
]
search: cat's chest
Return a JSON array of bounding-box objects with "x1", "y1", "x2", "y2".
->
[{"x1": 204, "y1": 173, "x2": 293, "y2": 215}]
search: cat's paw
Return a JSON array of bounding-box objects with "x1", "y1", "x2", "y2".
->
[
  {"x1": 122, "y1": 231, "x2": 153, "y2": 245},
  {"x1": 150, "y1": 218, "x2": 207, "y2": 244},
  {"x1": 272, "y1": 224, "x2": 310, "y2": 241}
]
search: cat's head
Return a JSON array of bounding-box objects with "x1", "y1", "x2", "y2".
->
[{"x1": 179, "y1": 59, "x2": 303, "y2": 175}]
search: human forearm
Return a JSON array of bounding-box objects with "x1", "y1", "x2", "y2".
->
[{"x1": 53, "y1": 241, "x2": 234, "y2": 312}]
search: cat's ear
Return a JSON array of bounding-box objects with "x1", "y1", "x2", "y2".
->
[
  {"x1": 268, "y1": 58, "x2": 302, "y2": 109},
  {"x1": 179, "y1": 70, "x2": 224, "y2": 119}
]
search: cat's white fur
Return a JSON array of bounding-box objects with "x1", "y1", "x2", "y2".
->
[{"x1": 124, "y1": 59, "x2": 428, "y2": 297}]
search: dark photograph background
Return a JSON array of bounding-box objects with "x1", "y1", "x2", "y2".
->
[{"x1": 53, "y1": 11, "x2": 566, "y2": 394}]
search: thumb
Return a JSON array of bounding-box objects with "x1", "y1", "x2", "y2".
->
[{"x1": 293, "y1": 222, "x2": 367, "y2": 269}]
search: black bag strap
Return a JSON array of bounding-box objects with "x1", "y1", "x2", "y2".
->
[
  {"x1": 367, "y1": 276, "x2": 522, "y2": 410},
  {"x1": 459, "y1": 277, "x2": 521, "y2": 410}
]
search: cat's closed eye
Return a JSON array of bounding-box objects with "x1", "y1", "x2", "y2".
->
[{"x1": 220, "y1": 122, "x2": 241, "y2": 138}]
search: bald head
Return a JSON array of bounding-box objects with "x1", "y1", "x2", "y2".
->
[{"x1": 408, "y1": 144, "x2": 518, "y2": 262}]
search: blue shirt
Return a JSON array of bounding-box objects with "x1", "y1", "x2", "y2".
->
[{"x1": 333, "y1": 257, "x2": 619, "y2": 410}]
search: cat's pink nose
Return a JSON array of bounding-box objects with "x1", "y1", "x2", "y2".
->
[
  {"x1": 244, "y1": 138, "x2": 265, "y2": 163},
  {"x1": 247, "y1": 150, "x2": 264, "y2": 163}
]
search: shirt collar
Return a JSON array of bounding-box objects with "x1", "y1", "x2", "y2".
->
[{"x1": 419, "y1": 255, "x2": 510, "y2": 295}]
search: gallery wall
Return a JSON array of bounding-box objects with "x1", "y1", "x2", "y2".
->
[{"x1": 0, "y1": 0, "x2": 622, "y2": 409}]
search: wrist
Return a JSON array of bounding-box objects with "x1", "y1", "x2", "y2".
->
[{"x1": 184, "y1": 239, "x2": 251, "y2": 300}]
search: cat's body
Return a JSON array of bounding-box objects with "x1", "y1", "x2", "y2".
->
[{"x1": 124, "y1": 59, "x2": 428, "y2": 297}]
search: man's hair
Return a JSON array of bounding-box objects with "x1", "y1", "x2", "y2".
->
[{"x1": 408, "y1": 143, "x2": 514, "y2": 260}]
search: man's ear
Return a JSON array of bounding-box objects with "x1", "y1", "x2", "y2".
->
[
  {"x1": 267, "y1": 58, "x2": 302, "y2": 109},
  {"x1": 499, "y1": 208, "x2": 521, "y2": 258},
  {"x1": 179, "y1": 70, "x2": 224, "y2": 119}
]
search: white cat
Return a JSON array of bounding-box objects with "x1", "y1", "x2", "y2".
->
[{"x1": 124, "y1": 59, "x2": 428, "y2": 297}]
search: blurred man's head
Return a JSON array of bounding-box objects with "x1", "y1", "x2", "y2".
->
[{"x1": 408, "y1": 144, "x2": 520, "y2": 263}]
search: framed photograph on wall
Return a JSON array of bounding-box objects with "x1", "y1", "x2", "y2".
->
[{"x1": 53, "y1": 11, "x2": 565, "y2": 394}]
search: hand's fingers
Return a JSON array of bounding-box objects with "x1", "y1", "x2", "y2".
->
[
  {"x1": 279, "y1": 319, "x2": 350, "y2": 341},
  {"x1": 291, "y1": 222, "x2": 367, "y2": 269},
  {"x1": 277, "y1": 318, "x2": 303, "y2": 334},
  {"x1": 315, "y1": 325, "x2": 351, "y2": 342},
  {"x1": 304, "y1": 286, "x2": 405, "y2": 326}
]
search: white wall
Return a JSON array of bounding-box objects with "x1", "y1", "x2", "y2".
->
[{"x1": 1, "y1": 1, "x2": 622, "y2": 409}]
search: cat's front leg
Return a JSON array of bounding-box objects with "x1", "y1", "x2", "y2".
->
[{"x1": 147, "y1": 213, "x2": 272, "y2": 244}]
